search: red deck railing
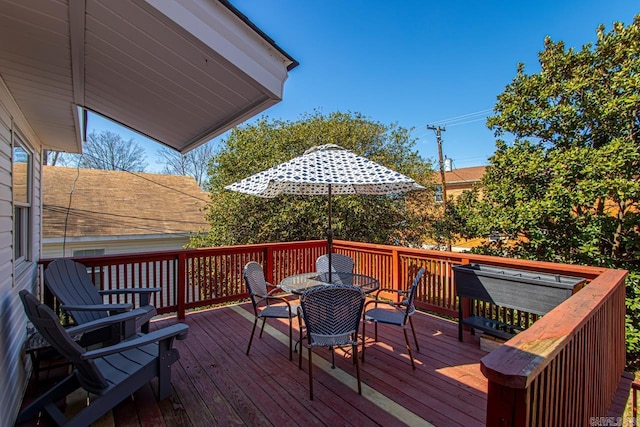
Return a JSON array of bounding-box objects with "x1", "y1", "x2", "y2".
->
[
  {"x1": 481, "y1": 268, "x2": 627, "y2": 426},
  {"x1": 39, "y1": 239, "x2": 627, "y2": 426}
]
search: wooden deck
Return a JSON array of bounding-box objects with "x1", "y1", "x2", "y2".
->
[{"x1": 19, "y1": 301, "x2": 490, "y2": 427}]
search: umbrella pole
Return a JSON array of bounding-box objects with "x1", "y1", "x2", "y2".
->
[{"x1": 327, "y1": 185, "x2": 333, "y2": 282}]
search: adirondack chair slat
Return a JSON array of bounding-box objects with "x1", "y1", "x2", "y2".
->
[{"x1": 17, "y1": 290, "x2": 188, "y2": 427}]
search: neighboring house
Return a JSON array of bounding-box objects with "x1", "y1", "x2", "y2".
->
[
  {"x1": 433, "y1": 165, "x2": 486, "y2": 202},
  {"x1": 0, "y1": 1, "x2": 296, "y2": 425},
  {"x1": 42, "y1": 166, "x2": 209, "y2": 258},
  {"x1": 428, "y1": 165, "x2": 487, "y2": 251}
]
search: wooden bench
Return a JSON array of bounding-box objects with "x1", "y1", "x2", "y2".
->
[{"x1": 453, "y1": 264, "x2": 585, "y2": 342}]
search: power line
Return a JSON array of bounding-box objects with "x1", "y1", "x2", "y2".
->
[
  {"x1": 429, "y1": 108, "x2": 493, "y2": 125},
  {"x1": 45, "y1": 204, "x2": 208, "y2": 226},
  {"x1": 69, "y1": 152, "x2": 210, "y2": 203},
  {"x1": 54, "y1": 151, "x2": 210, "y2": 250},
  {"x1": 44, "y1": 205, "x2": 205, "y2": 236},
  {"x1": 410, "y1": 108, "x2": 493, "y2": 139},
  {"x1": 426, "y1": 124, "x2": 451, "y2": 252},
  {"x1": 124, "y1": 169, "x2": 210, "y2": 203},
  {"x1": 445, "y1": 117, "x2": 488, "y2": 127},
  {"x1": 62, "y1": 154, "x2": 83, "y2": 256}
]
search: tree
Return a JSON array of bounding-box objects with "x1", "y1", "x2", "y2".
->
[
  {"x1": 44, "y1": 150, "x2": 65, "y2": 166},
  {"x1": 78, "y1": 130, "x2": 148, "y2": 172},
  {"x1": 467, "y1": 16, "x2": 640, "y2": 366},
  {"x1": 157, "y1": 142, "x2": 214, "y2": 189},
  {"x1": 476, "y1": 16, "x2": 640, "y2": 268},
  {"x1": 189, "y1": 111, "x2": 432, "y2": 248},
  {"x1": 426, "y1": 186, "x2": 489, "y2": 250},
  {"x1": 44, "y1": 149, "x2": 81, "y2": 167}
]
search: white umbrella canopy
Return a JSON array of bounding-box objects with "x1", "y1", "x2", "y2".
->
[
  {"x1": 225, "y1": 144, "x2": 425, "y2": 273},
  {"x1": 225, "y1": 144, "x2": 424, "y2": 197}
]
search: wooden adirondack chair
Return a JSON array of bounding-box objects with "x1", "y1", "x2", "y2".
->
[
  {"x1": 17, "y1": 290, "x2": 188, "y2": 427},
  {"x1": 44, "y1": 258, "x2": 160, "y2": 337}
]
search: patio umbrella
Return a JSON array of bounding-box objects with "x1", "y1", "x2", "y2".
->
[{"x1": 225, "y1": 144, "x2": 424, "y2": 274}]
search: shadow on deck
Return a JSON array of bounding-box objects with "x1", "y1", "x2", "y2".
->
[{"x1": 19, "y1": 301, "x2": 493, "y2": 426}]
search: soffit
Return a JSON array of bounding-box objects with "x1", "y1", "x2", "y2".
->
[{"x1": 0, "y1": 0, "x2": 296, "y2": 153}]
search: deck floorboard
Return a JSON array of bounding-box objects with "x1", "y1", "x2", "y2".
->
[{"x1": 17, "y1": 301, "x2": 494, "y2": 426}]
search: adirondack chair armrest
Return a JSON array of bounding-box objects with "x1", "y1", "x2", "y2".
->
[
  {"x1": 64, "y1": 309, "x2": 149, "y2": 335},
  {"x1": 81, "y1": 324, "x2": 190, "y2": 359},
  {"x1": 60, "y1": 303, "x2": 133, "y2": 313},
  {"x1": 99, "y1": 287, "x2": 161, "y2": 295},
  {"x1": 99, "y1": 288, "x2": 161, "y2": 306}
]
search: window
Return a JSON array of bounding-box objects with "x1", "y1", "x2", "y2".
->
[
  {"x1": 13, "y1": 139, "x2": 31, "y2": 263},
  {"x1": 434, "y1": 185, "x2": 443, "y2": 203},
  {"x1": 72, "y1": 249, "x2": 106, "y2": 257}
]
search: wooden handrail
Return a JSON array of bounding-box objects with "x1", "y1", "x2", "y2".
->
[
  {"x1": 480, "y1": 268, "x2": 627, "y2": 425},
  {"x1": 40, "y1": 239, "x2": 605, "y2": 319},
  {"x1": 38, "y1": 239, "x2": 626, "y2": 424},
  {"x1": 481, "y1": 268, "x2": 625, "y2": 387}
]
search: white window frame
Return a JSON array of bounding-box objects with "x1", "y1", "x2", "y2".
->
[
  {"x1": 12, "y1": 133, "x2": 33, "y2": 266},
  {"x1": 72, "y1": 249, "x2": 106, "y2": 257},
  {"x1": 434, "y1": 185, "x2": 443, "y2": 203}
]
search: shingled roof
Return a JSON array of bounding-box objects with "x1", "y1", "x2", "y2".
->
[
  {"x1": 43, "y1": 166, "x2": 209, "y2": 239},
  {"x1": 434, "y1": 166, "x2": 486, "y2": 184}
]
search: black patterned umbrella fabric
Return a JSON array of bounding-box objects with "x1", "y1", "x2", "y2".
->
[
  {"x1": 225, "y1": 144, "x2": 424, "y2": 273},
  {"x1": 225, "y1": 144, "x2": 424, "y2": 197}
]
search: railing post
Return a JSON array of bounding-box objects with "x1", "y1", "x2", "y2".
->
[
  {"x1": 392, "y1": 249, "x2": 400, "y2": 291},
  {"x1": 177, "y1": 252, "x2": 186, "y2": 320},
  {"x1": 481, "y1": 269, "x2": 627, "y2": 426},
  {"x1": 459, "y1": 257, "x2": 472, "y2": 323},
  {"x1": 486, "y1": 381, "x2": 529, "y2": 426}
]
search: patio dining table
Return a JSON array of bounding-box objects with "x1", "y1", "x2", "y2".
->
[{"x1": 279, "y1": 272, "x2": 380, "y2": 295}]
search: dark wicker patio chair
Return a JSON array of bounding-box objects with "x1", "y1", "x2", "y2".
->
[
  {"x1": 362, "y1": 267, "x2": 426, "y2": 369},
  {"x1": 316, "y1": 253, "x2": 354, "y2": 274},
  {"x1": 316, "y1": 253, "x2": 355, "y2": 285},
  {"x1": 17, "y1": 290, "x2": 188, "y2": 427},
  {"x1": 298, "y1": 284, "x2": 365, "y2": 400},
  {"x1": 244, "y1": 261, "x2": 299, "y2": 360}
]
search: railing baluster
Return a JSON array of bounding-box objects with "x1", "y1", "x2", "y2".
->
[{"x1": 38, "y1": 239, "x2": 624, "y2": 425}]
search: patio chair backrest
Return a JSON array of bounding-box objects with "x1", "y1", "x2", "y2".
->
[
  {"x1": 19, "y1": 290, "x2": 108, "y2": 393},
  {"x1": 316, "y1": 253, "x2": 354, "y2": 274},
  {"x1": 403, "y1": 268, "x2": 426, "y2": 319},
  {"x1": 44, "y1": 258, "x2": 106, "y2": 325},
  {"x1": 243, "y1": 261, "x2": 269, "y2": 305},
  {"x1": 300, "y1": 285, "x2": 365, "y2": 347}
]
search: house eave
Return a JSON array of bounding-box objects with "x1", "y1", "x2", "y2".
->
[{"x1": 0, "y1": 0, "x2": 297, "y2": 154}]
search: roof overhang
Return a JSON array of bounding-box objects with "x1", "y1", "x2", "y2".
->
[{"x1": 0, "y1": 0, "x2": 297, "y2": 153}]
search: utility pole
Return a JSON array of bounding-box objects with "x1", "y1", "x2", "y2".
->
[
  {"x1": 427, "y1": 125, "x2": 451, "y2": 251},
  {"x1": 427, "y1": 125, "x2": 447, "y2": 210}
]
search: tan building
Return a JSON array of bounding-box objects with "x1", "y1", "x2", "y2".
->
[
  {"x1": 42, "y1": 166, "x2": 210, "y2": 258},
  {"x1": 433, "y1": 165, "x2": 486, "y2": 202},
  {"x1": 428, "y1": 165, "x2": 487, "y2": 251}
]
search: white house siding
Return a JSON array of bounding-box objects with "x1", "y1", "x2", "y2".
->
[
  {"x1": 41, "y1": 234, "x2": 194, "y2": 259},
  {"x1": 0, "y1": 82, "x2": 42, "y2": 427}
]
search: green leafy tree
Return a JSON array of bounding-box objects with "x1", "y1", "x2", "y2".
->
[
  {"x1": 481, "y1": 16, "x2": 640, "y2": 267},
  {"x1": 427, "y1": 186, "x2": 489, "y2": 249},
  {"x1": 190, "y1": 111, "x2": 432, "y2": 248},
  {"x1": 467, "y1": 16, "x2": 640, "y2": 366}
]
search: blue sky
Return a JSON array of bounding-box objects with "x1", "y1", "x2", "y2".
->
[{"x1": 88, "y1": 1, "x2": 638, "y2": 172}]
